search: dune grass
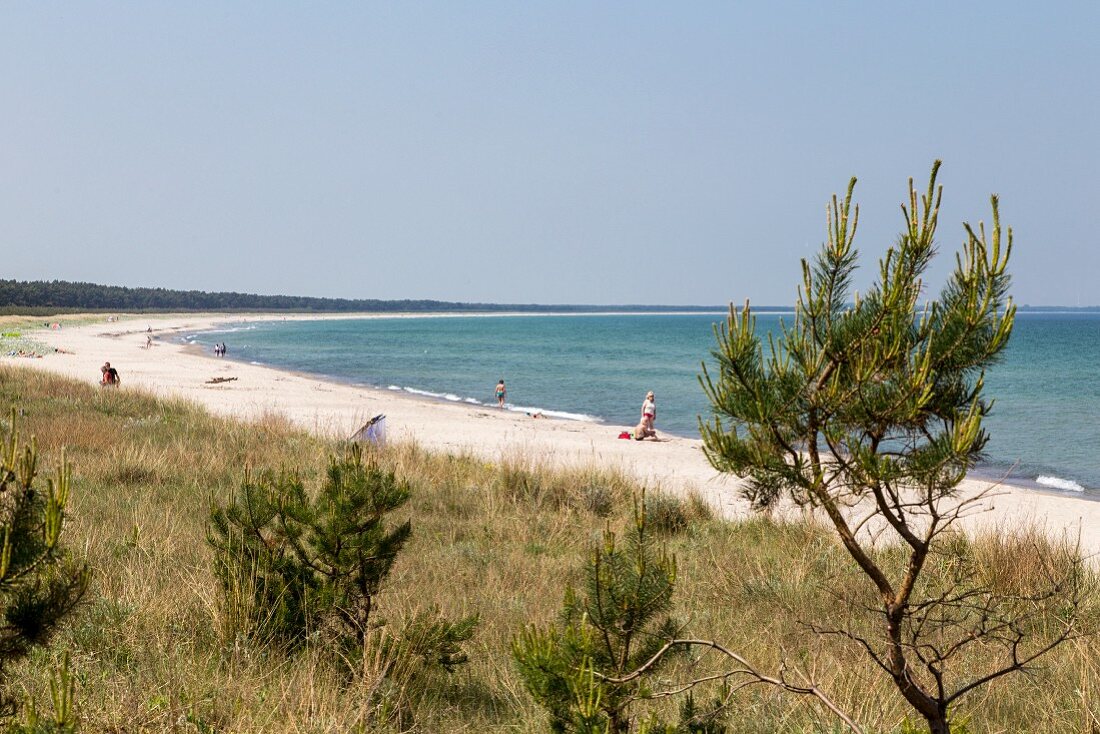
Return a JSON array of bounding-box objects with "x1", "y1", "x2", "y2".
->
[{"x1": 2, "y1": 364, "x2": 1099, "y2": 732}]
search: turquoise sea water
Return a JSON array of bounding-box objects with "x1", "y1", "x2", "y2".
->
[{"x1": 189, "y1": 312, "x2": 1100, "y2": 495}]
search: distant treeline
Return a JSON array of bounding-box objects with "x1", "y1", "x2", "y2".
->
[
  {"x1": 0, "y1": 279, "x2": 733, "y2": 315},
  {"x1": 4, "y1": 280, "x2": 1086, "y2": 316},
  {"x1": 1017, "y1": 305, "x2": 1100, "y2": 312}
]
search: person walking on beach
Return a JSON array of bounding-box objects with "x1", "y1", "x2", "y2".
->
[{"x1": 495, "y1": 379, "x2": 507, "y2": 408}]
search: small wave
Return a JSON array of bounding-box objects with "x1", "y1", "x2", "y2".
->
[
  {"x1": 200, "y1": 324, "x2": 258, "y2": 335},
  {"x1": 507, "y1": 404, "x2": 598, "y2": 422},
  {"x1": 249, "y1": 361, "x2": 264, "y2": 366},
  {"x1": 401, "y1": 386, "x2": 463, "y2": 402},
  {"x1": 392, "y1": 388, "x2": 597, "y2": 422},
  {"x1": 401, "y1": 387, "x2": 440, "y2": 398},
  {"x1": 1036, "y1": 475, "x2": 1086, "y2": 492},
  {"x1": 387, "y1": 385, "x2": 402, "y2": 391}
]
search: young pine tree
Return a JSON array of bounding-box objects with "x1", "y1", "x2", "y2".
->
[
  {"x1": 700, "y1": 163, "x2": 1081, "y2": 734},
  {"x1": 209, "y1": 443, "x2": 476, "y2": 676},
  {"x1": 0, "y1": 409, "x2": 88, "y2": 720},
  {"x1": 514, "y1": 494, "x2": 710, "y2": 734},
  {"x1": 209, "y1": 443, "x2": 414, "y2": 654}
]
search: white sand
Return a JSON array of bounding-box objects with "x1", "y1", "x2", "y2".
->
[{"x1": 11, "y1": 313, "x2": 1100, "y2": 557}]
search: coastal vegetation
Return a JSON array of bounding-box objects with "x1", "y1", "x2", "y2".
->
[{"x1": 0, "y1": 365, "x2": 1097, "y2": 732}]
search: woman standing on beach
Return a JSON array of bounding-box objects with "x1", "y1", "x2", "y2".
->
[
  {"x1": 640, "y1": 391, "x2": 656, "y2": 438},
  {"x1": 495, "y1": 379, "x2": 506, "y2": 408}
]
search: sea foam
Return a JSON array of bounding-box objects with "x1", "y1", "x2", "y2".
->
[
  {"x1": 1036, "y1": 475, "x2": 1086, "y2": 492},
  {"x1": 201, "y1": 324, "x2": 257, "y2": 335},
  {"x1": 390, "y1": 386, "x2": 597, "y2": 422},
  {"x1": 507, "y1": 404, "x2": 598, "y2": 422}
]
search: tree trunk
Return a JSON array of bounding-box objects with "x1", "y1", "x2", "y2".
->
[
  {"x1": 886, "y1": 610, "x2": 949, "y2": 734},
  {"x1": 924, "y1": 713, "x2": 951, "y2": 734}
]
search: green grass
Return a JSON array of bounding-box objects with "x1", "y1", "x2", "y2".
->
[{"x1": 3, "y1": 364, "x2": 1100, "y2": 732}]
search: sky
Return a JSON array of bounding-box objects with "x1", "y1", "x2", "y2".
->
[{"x1": 2, "y1": 2, "x2": 1097, "y2": 306}]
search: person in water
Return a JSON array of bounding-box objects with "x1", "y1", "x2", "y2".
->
[{"x1": 495, "y1": 379, "x2": 506, "y2": 408}]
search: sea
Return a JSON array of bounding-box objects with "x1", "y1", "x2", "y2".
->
[{"x1": 187, "y1": 311, "x2": 1100, "y2": 496}]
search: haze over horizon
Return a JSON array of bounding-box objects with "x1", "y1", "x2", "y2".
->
[{"x1": 3, "y1": 3, "x2": 1097, "y2": 307}]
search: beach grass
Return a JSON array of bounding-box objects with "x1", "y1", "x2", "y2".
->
[{"x1": 2, "y1": 364, "x2": 1099, "y2": 732}]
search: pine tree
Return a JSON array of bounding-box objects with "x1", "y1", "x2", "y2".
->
[
  {"x1": 209, "y1": 443, "x2": 414, "y2": 655},
  {"x1": 513, "y1": 494, "x2": 685, "y2": 734},
  {"x1": 700, "y1": 163, "x2": 1081, "y2": 734},
  {"x1": 0, "y1": 409, "x2": 88, "y2": 719},
  {"x1": 208, "y1": 443, "x2": 477, "y2": 678}
]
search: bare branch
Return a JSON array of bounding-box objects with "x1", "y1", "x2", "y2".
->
[{"x1": 597, "y1": 637, "x2": 866, "y2": 734}]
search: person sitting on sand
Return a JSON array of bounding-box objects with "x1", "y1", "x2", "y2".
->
[
  {"x1": 495, "y1": 379, "x2": 506, "y2": 408},
  {"x1": 101, "y1": 362, "x2": 120, "y2": 387}
]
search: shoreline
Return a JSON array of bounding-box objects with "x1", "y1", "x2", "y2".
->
[
  {"x1": 197, "y1": 346, "x2": 1094, "y2": 499},
  {"x1": 9, "y1": 311, "x2": 1100, "y2": 557},
  {"x1": 15, "y1": 311, "x2": 742, "y2": 508},
  {"x1": 181, "y1": 314, "x2": 1096, "y2": 495}
]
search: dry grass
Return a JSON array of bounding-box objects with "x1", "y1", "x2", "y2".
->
[{"x1": 2, "y1": 364, "x2": 1100, "y2": 732}]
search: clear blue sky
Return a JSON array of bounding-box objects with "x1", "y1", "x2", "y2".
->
[{"x1": 2, "y1": 2, "x2": 1096, "y2": 306}]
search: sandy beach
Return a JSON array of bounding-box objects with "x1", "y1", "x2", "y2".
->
[{"x1": 10, "y1": 312, "x2": 1100, "y2": 556}]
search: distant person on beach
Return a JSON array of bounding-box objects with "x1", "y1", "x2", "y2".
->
[
  {"x1": 101, "y1": 362, "x2": 120, "y2": 387},
  {"x1": 495, "y1": 379, "x2": 506, "y2": 408}
]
